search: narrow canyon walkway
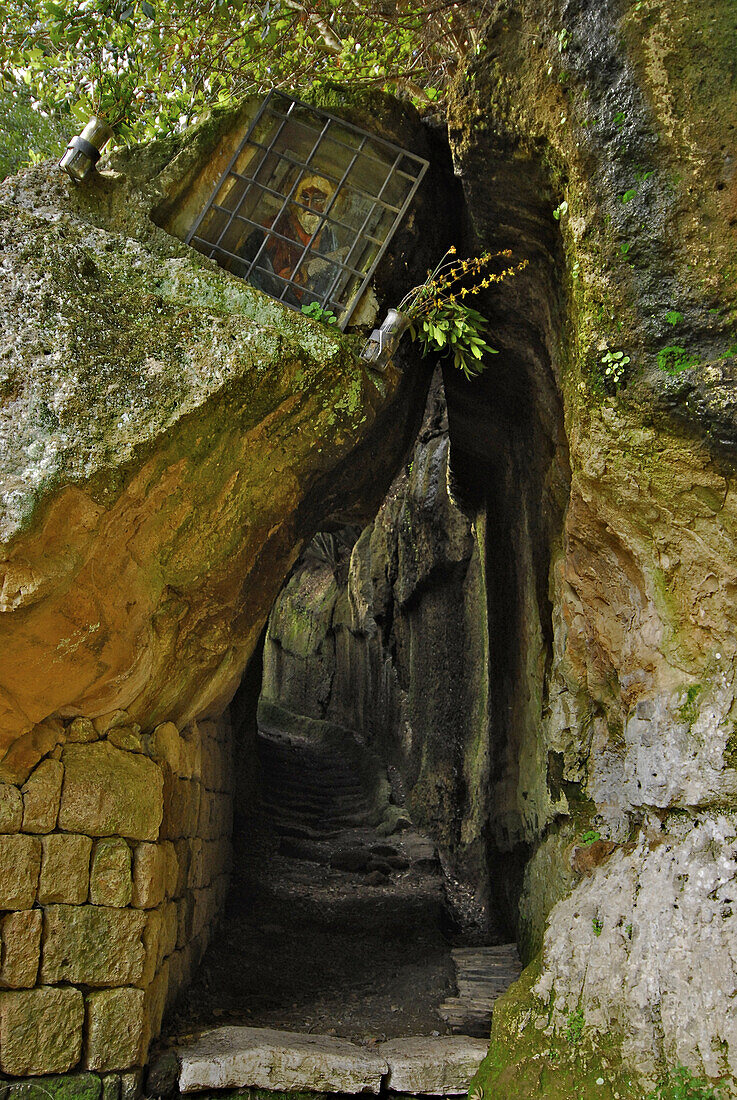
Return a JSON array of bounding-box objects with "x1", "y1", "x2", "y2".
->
[{"x1": 162, "y1": 718, "x2": 521, "y2": 1088}]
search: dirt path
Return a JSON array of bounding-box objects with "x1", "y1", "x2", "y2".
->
[{"x1": 163, "y1": 728, "x2": 459, "y2": 1045}]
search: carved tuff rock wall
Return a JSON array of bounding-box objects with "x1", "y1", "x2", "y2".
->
[
  {"x1": 0, "y1": 88, "x2": 447, "y2": 1080},
  {"x1": 261, "y1": 377, "x2": 496, "y2": 924},
  {"x1": 0, "y1": 712, "x2": 231, "y2": 1079}
]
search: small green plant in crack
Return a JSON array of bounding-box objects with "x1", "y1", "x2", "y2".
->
[
  {"x1": 600, "y1": 348, "x2": 631, "y2": 386},
  {"x1": 301, "y1": 301, "x2": 339, "y2": 326},
  {"x1": 657, "y1": 345, "x2": 700, "y2": 374},
  {"x1": 557, "y1": 28, "x2": 571, "y2": 51},
  {"x1": 679, "y1": 684, "x2": 703, "y2": 731},
  {"x1": 620, "y1": 241, "x2": 632, "y2": 256},
  {"x1": 665, "y1": 310, "x2": 684, "y2": 326},
  {"x1": 613, "y1": 110, "x2": 627, "y2": 127},
  {"x1": 592, "y1": 916, "x2": 604, "y2": 937},
  {"x1": 622, "y1": 188, "x2": 638, "y2": 204},
  {"x1": 565, "y1": 1008, "x2": 585, "y2": 1044},
  {"x1": 625, "y1": 923, "x2": 633, "y2": 939},
  {"x1": 553, "y1": 200, "x2": 569, "y2": 221},
  {"x1": 646, "y1": 1064, "x2": 724, "y2": 1099},
  {"x1": 580, "y1": 829, "x2": 602, "y2": 847}
]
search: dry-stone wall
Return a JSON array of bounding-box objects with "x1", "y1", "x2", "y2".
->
[{"x1": 0, "y1": 709, "x2": 232, "y2": 1082}]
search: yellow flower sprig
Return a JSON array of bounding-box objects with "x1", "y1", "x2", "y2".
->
[
  {"x1": 398, "y1": 247, "x2": 528, "y2": 320},
  {"x1": 398, "y1": 246, "x2": 529, "y2": 380}
]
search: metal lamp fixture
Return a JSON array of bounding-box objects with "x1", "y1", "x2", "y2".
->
[{"x1": 59, "y1": 118, "x2": 114, "y2": 183}]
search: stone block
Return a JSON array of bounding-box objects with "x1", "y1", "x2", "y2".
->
[
  {"x1": 120, "y1": 1070, "x2": 143, "y2": 1100},
  {"x1": 0, "y1": 910, "x2": 42, "y2": 988},
  {"x1": 146, "y1": 1050, "x2": 179, "y2": 1099},
  {"x1": 164, "y1": 777, "x2": 200, "y2": 840},
  {"x1": 107, "y1": 727, "x2": 143, "y2": 753},
  {"x1": 161, "y1": 841, "x2": 178, "y2": 898},
  {"x1": 141, "y1": 909, "x2": 163, "y2": 987},
  {"x1": 178, "y1": 727, "x2": 201, "y2": 781},
  {"x1": 41, "y1": 905, "x2": 148, "y2": 987},
  {"x1": 0, "y1": 783, "x2": 23, "y2": 833},
  {"x1": 0, "y1": 986, "x2": 84, "y2": 1074},
  {"x1": 187, "y1": 838, "x2": 206, "y2": 890},
  {"x1": 176, "y1": 1026, "x2": 388, "y2": 1094},
  {"x1": 161, "y1": 900, "x2": 178, "y2": 962},
  {"x1": 173, "y1": 840, "x2": 190, "y2": 896},
  {"x1": 0, "y1": 720, "x2": 64, "y2": 785},
  {"x1": 0, "y1": 834, "x2": 41, "y2": 909},
  {"x1": 90, "y1": 838, "x2": 133, "y2": 908},
  {"x1": 101, "y1": 1074, "x2": 121, "y2": 1100},
  {"x1": 176, "y1": 895, "x2": 193, "y2": 949},
  {"x1": 142, "y1": 959, "x2": 170, "y2": 1058},
  {"x1": 22, "y1": 758, "x2": 64, "y2": 833},
  {"x1": 378, "y1": 1036, "x2": 490, "y2": 1095},
  {"x1": 85, "y1": 988, "x2": 146, "y2": 1071},
  {"x1": 131, "y1": 844, "x2": 166, "y2": 909},
  {"x1": 39, "y1": 833, "x2": 92, "y2": 904},
  {"x1": 67, "y1": 717, "x2": 99, "y2": 743},
  {"x1": 150, "y1": 724, "x2": 181, "y2": 774},
  {"x1": 59, "y1": 742, "x2": 163, "y2": 841}
]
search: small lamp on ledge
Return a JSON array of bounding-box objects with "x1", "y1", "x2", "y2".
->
[{"x1": 59, "y1": 118, "x2": 114, "y2": 183}]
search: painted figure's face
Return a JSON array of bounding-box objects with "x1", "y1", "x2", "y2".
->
[{"x1": 294, "y1": 175, "x2": 334, "y2": 236}]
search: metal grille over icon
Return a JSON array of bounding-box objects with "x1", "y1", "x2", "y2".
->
[{"x1": 185, "y1": 91, "x2": 429, "y2": 330}]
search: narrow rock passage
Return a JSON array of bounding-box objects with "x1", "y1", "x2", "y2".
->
[{"x1": 163, "y1": 720, "x2": 519, "y2": 1051}]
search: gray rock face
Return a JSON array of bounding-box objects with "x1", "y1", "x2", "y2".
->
[
  {"x1": 176, "y1": 1026, "x2": 389, "y2": 1093},
  {"x1": 534, "y1": 814, "x2": 737, "y2": 1081}
]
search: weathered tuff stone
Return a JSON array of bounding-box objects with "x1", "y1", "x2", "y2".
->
[
  {"x1": 131, "y1": 843, "x2": 166, "y2": 908},
  {"x1": 0, "y1": 719, "x2": 64, "y2": 785},
  {"x1": 21, "y1": 757, "x2": 64, "y2": 832},
  {"x1": 90, "y1": 838, "x2": 133, "y2": 907},
  {"x1": 59, "y1": 742, "x2": 163, "y2": 840},
  {"x1": 41, "y1": 905, "x2": 148, "y2": 986},
  {"x1": 0, "y1": 909, "x2": 42, "y2": 988},
  {"x1": 39, "y1": 832, "x2": 92, "y2": 904},
  {"x1": 85, "y1": 987, "x2": 146, "y2": 1071},
  {"x1": 0, "y1": 986, "x2": 84, "y2": 1074},
  {"x1": 66, "y1": 717, "x2": 99, "y2": 743},
  {"x1": 378, "y1": 1036, "x2": 489, "y2": 1095},
  {"x1": 176, "y1": 1026, "x2": 388, "y2": 1093},
  {"x1": 0, "y1": 834, "x2": 41, "y2": 909},
  {"x1": 0, "y1": 783, "x2": 22, "y2": 833}
]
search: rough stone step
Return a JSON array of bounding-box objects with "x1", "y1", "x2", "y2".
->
[
  {"x1": 261, "y1": 790, "x2": 371, "y2": 811},
  {"x1": 176, "y1": 1027, "x2": 488, "y2": 1096},
  {"x1": 438, "y1": 943, "x2": 522, "y2": 1039},
  {"x1": 377, "y1": 1036, "x2": 489, "y2": 1095},
  {"x1": 177, "y1": 1026, "x2": 387, "y2": 1094}
]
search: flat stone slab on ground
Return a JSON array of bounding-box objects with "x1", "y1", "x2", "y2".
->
[
  {"x1": 378, "y1": 1035, "x2": 489, "y2": 1095},
  {"x1": 176, "y1": 1026, "x2": 388, "y2": 1094}
]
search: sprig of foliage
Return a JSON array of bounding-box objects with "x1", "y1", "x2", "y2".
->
[
  {"x1": 1, "y1": 0, "x2": 494, "y2": 145},
  {"x1": 398, "y1": 246, "x2": 528, "y2": 380}
]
